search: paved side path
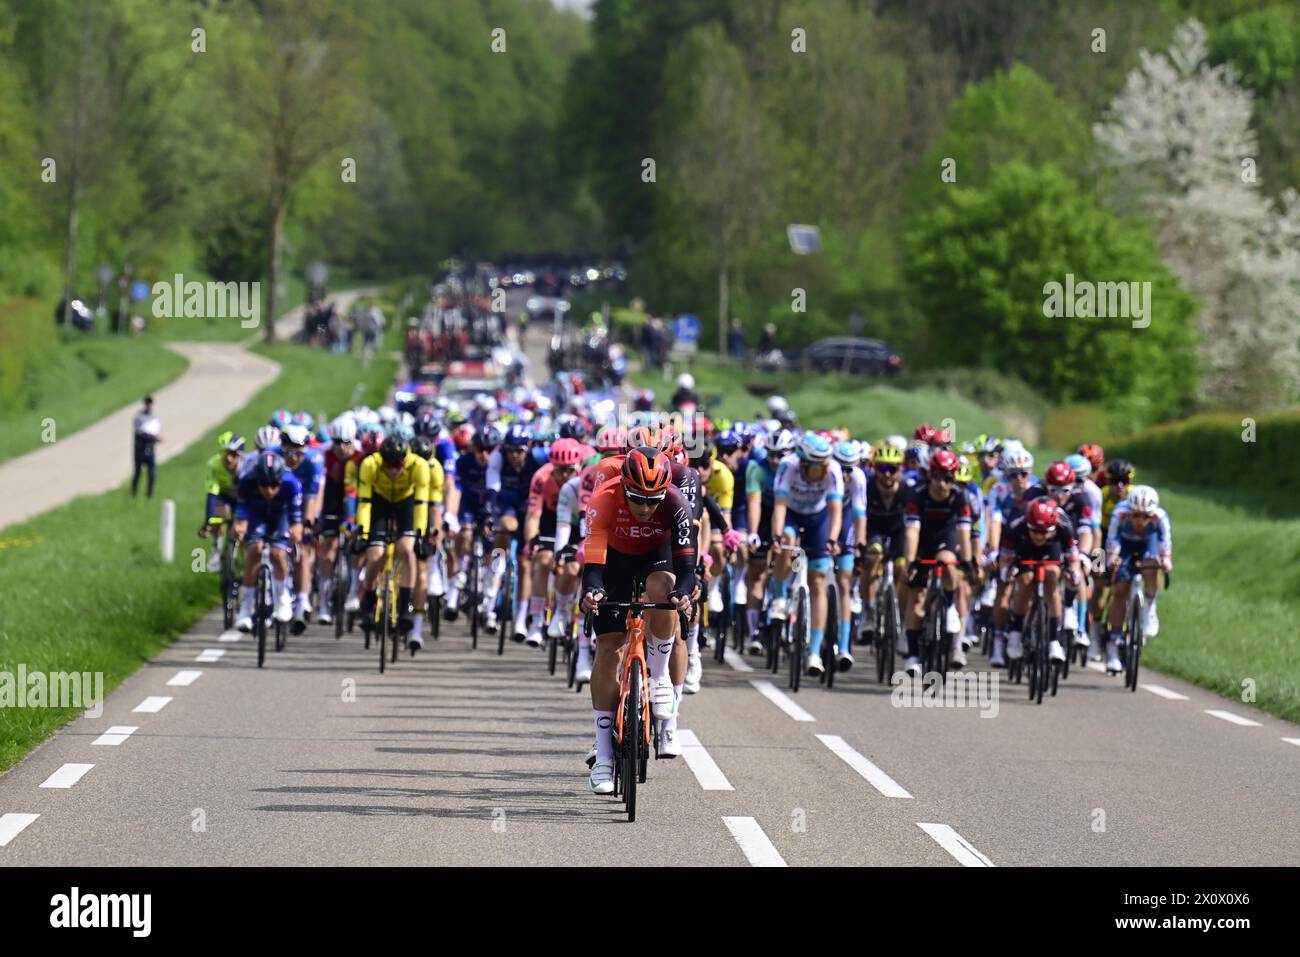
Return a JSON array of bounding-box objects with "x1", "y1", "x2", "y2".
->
[{"x1": 0, "y1": 288, "x2": 376, "y2": 532}]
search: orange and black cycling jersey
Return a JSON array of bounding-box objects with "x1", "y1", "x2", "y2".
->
[{"x1": 581, "y1": 476, "x2": 696, "y2": 595}]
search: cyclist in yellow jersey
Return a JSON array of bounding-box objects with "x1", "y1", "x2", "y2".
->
[
  {"x1": 354, "y1": 434, "x2": 431, "y2": 635},
  {"x1": 406, "y1": 435, "x2": 446, "y2": 650}
]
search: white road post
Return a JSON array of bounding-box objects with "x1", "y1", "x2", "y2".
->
[{"x1": 161, "y1": 499, "x2": 176, "y2": 562}]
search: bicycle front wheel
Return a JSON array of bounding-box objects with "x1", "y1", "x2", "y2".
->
[
  {"x1": 624, "y1": 667, "x2": 641, "y2": 823},
  {"x1": 789, "y1": 588, "x2": 808, "y2": 693}
]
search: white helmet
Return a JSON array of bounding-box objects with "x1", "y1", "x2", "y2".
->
[
  {"x1": 330, "y1": 418, "x2": 357, "y2": 443},
  {"x1": 281, "y1": 424, "x2": 310, "y2": 448},
  {"x1": 378, "y1": 405, "x2": 398, "y2": 424},
  {"x1": 254, "y1": 425, "x2": 281, "y2": 451},
  {"x1": 762, "y1": 417, "x2": 783, "y2": 435},
  {"x1": 1003, "y1": 447, "x2": 1034, "y2": 471},
  {"x1": 1127, "y1": 485, "x2": 1160, "y2": 514},
  {"x1": 767, "y1": 395, "x2": 789, "y2": 414},
  {"x1": 884, "y1": 434, "x2": 907, "y2": 452},
  {"x1": 676, "y1": 373, "x2": 695, "y2": 391},
  {"x1": 770, "y1": 429, "x2": 797, "y2": 454}
]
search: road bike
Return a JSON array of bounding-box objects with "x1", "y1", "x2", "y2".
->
[
  {"x1": 1120, "y1": 560, "x2": 1170, "y2": 692},
  {"x1": 868, "y1": 547, "x2": 904, "y2": 685},
  {"x1": 766, "y1": 543, "x2": 811, "y2": 693},
  {"x1": 252, "y1": 541, "x2": 289, "y2": 668},
  {"x1": 216, "y1": 517, "x2": 241, "y2": 631},
  {"x1": 916, "y1": 557, "x2": 958, "y2": 682},
  {"x1": 1012, "y1": 559, "x2": 1061, "y2": 705},
  {"x1": 585, "y1": 592, "x2": 686, "y2": 823}
]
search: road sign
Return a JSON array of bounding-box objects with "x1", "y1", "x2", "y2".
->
[
  {"x1": 673, "y1": 314, "x2": 701, "y2": 341},
  {"x1": 787, "y1": 224, "x2": 821, "y2": 255}
]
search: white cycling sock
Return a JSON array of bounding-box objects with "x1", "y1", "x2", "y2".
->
[
  {"x1": 647, "y1": 632, "x2": 673, "y2": 680},
  {"x1": 240, "y1": 589, "x2": 254, "y2": 615},
  {"x1": 594, "y1": 710, "x2": 615, "y2": 762},
  {"x1": 686, "y1": 620, "x2": 700, "y2": 656},
  {"x1": 556, "y1": 590, "x2": 576, "y2": 621},
  {"x1": 411, "y1": 614, "x2": 424, "y2": 639},
  {"x1": 529, "y1": 596, "x2": 546, "y2": 627}
]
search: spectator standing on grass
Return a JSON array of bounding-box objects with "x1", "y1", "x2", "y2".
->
[
  {"x1": 132, "y1": 396, "x2": 162, "y2": 498},
  {"x1": 728, "y1": 317, "x2": 747, "y2": 362},
  {"x1": 757, "y1": 322, "x2": 777, "y2": 357}
]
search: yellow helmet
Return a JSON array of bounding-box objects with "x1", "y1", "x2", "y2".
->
[
  {"x1": 955, "y1": 455, "x2": 974, "y2": 483},
  {"x1": 874, "y1": 442, "x2": 904, "y2": 465}
]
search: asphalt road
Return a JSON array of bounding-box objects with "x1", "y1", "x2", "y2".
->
[{"x1": 3, "y1": 317, "x2": 1298, "y2": 866}]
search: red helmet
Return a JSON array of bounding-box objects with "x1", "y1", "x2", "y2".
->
[
  {"x1": 929, "y1": 448, "x2": 960, "y2": 475},
  {"x1": 361, "y1": 431, "x2": 383, "y2": 455},
  {"x1": 549, "y1": 437, "x2": 585, "y2": 467},
  {"x1": 1045, "y1": 462, "x2": 1075, "y2": 488},
  {"x1": 627, "y1": 425, "x2": 672, "y2": 452},
  {"x1": 914, "y1": 424, "x2": 938, "y2": 443},
  {"x1": 452, "y1": 423, "x2": 475, "y2": 450},
  {"x1": 622, "y1": 447, "x2": 672, "y2": 499},
  {"x1": 595, "y1": 425, "x2": 626, "y2": 453},
  {"x1": 933, "y1": 429, "x2": 953, "y2": 447},
  {"x1": 1026, "y1": 497, "x2": 1059, "y2": 532},
  {"x1": 1077, "y1": 443, "x2": 1105, "y2": 474}
]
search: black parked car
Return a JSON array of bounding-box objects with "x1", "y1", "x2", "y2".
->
[{"x1": 799, "y1": 337, "x2": 902, "y2": 376}]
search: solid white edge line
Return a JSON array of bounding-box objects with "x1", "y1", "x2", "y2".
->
[
  {"x1": 1140, "y1": 683, "x2": 1189, "y2": 701},
  {"x1": 133, "y1": 696, "x2": 173, "y2": 714},
  {"x1": 1204, "y1": 709, "x2": 1261, "y2": 727},
  {"x1": 677, "y1": 729, "x2": 734, "y2": 791},
  {"x1": 917, "y1": 822, "x2": 995, "y2": 867},
  {"x1": 749, "y1": 679, "x2": 815, "y2": 722},
  {"x1": 39, "y1": 763, "x2": 95, "y2": 789},
  {"x1": 722, "y1": 648, "x2": 754, "y2": 672},
  {"x1": 816, "y1": 734, "x2": 912, "y2": 799},
  {"x1": 92, "y1": 726, "x2": 139, "y2": 746},
  {"x1": 1283, "y1": 738, "x2": 1300, "y2": 748},
  {"x1": 166, "y1": 670, "x2": 202, "y2": 687},
  {"x1": 722, "y1": 816, "x2": 787, "y2": 867},
  {"x1": 0, "y1": 813, "x2": 40, "y2": 847}
]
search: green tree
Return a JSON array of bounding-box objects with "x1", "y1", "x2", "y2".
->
[{"x1": 904, "y1": 162, "x2": 1198, "y2": 421}]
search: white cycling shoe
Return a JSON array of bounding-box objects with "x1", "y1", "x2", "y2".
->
[
  {"x1": 1143, "y1": 602, "x2": 1159, "y2": 638},
  {"x1": 1105, "y1": 639, "x2": 1123, "y2": 674},
  {"x1": 317, "y1": 608, "x2": 333, "y2": 625},
  {"x1": 1048, "y1": 639, "x2": 1066, "y2": 663},
  {"x1": 589, "y1": 759, "x2": 615, "y2": 795},
  {"x1": 1063, "y1": 606, "x2": 1079, "y2": 632},
  {"x1": 1006, "y1": 631, "x2": 1024, "y2": 660},
  {"x1": 1074, "y1": 630, "x2": 1091, "y2": 650},
  {"x1": 344, "y1": 594, "x2": 360, "y2": 613},
  {"x1": 684, "y1": 652, "x2": 702, "y2": 694},
  {"x1": 904, "y1": 656, "x2": 922, "y2": 677},
  {"x1": 659, "y1": 729, "x2": 681, "y2": 758},
  {"x1": 944, "y1": 605, "x2": 962, "y2": 635},
  {"x1": 767, "y1": 597, "x2": 788, "y2": 621},
  {"x1": 836, "y1": 649, "x2": 854, "y2": 672},
  {"x1": 236, "y1": 614, "x2": 254, "y2": 633},
  {"x1": 547, "y1": 611, "x2": 568, "y2": 639},
  {"x1": 806, "y1": 653, "x2": 825, "y2": 677},
  {"x1": 989, "y1": 637, "x2": 1007, "y2": 668},
  {"x1": 585, "y1": 743, "x2": 598, "y2": 769},
  {"x1": 275, "y1": 593, "x2": 294, "y2": 624},
  {"x1": 650, "y1": 677, "x2": 677, "y2": 720},
  {"x1": 206, "y1": 550, "x2": 222, "y2": 573},
  {"x1": 950, "y1": 634, "x2": 968, "y2": 668},
  {"x1": 525, "y1": 627, "x2": 544, "y2": 649},
  {"x1": 747, "y1": 637, "x2": 765, "y2": 655}
]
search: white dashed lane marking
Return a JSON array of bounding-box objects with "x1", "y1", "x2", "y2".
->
[
  {"x1": 1204, "y1": 709, "x2": 1261, "y2": 727},
  {"x1": 1140, "y1": 683, "x2": 1189, "y2": 701},
  {"x1": 749, "y1": 679, "x2": 815, "y2": 722},
  {"x1": 39, "y1": 763, "x2": 94, "y2": 789},
  {"x1": 917, "y1": 823, "x2": 995, "y2": 867},
  {"x1": 677, "y1": 730, "x2": 734, "y2": 791},
  {"x1": 195, "y1": 649, "x2": 225, "y2": 663},
  {"x1": 132, "y1": 696, "x2": 172, "y2": 714},
  {"x1": 166, "y1": 670, "x2": 202, "y2": 687},
  {"x1": 92, "y1": 726, "x2": 138, "y2": 746},
  {"x1": 0, "y1": 813, "x2": 40, "y2": 847},
  {"x1": 816, "y1": 734, "x2": 913, "y2": 799},
  {"x1": 722, "y1": 816, "x2": 787, "y2": 867}
]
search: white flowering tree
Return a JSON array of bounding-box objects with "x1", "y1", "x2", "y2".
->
[{"x1": 1094, "y1": 19, "x2": 1300, "y2": 407}]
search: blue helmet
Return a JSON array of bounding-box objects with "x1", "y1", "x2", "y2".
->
[
  {"x1": 715, "y1": 430, "x2": 740, "y2": 453},
  {"x1": 832, "y1": 439, "x2": 861, "y2": 468},
  {"x1": 270, "y1": 409, "x2": 293, "y2": 431},
  {"x1": 294, "y1": 411, "x2": 314, "y2": 432},
  {"x1": 1065, "y1": 453, "x2": 1091, "y2": 480},
  {"x1": 415, "y1": 411, "x2": 439, "y2": 437},
  {"x1": 503, "y1": 424, "x2": 531, "y2": 450},
  {"x1": 474, "y1": 425, "x2": 502, "y2": 450},
  {"x1": 254, "y1": 451, "x2": 285, "y2": 486},
  {"x1": 796, "y1": 432, "x2": 832, "y2": 463}
]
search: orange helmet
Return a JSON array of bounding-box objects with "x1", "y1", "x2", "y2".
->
[
  {"x1": 622, "y1": 447, "x2": 673, "y2": 500},
  {"x1": 595, "y1": 425, "x2": 626, "y2": 453},
  {"x1": 1077, "y1": 443, "x2": 1105, "y2": 474},
  {"x1": 627, "y1": 425, "x2": 672, "y2": 453}
]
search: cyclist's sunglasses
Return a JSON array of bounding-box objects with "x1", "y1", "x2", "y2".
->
[
  {"x1": 625, "y1": 492, "x2": 665, "y2": 507},
  {"x1": 1005, "y1": 469, "x2": 1031, "y2": 479},
  {"x1": 930, "y1": 472, "x2": 954, "y2": 483},
  {"x1": 1112, "y1": 477, "x2": 1131, "y2": 486},
  {"x1": 257, "y1": 480, "x2": 281, "y2": 490},
  {"x1": 505, "y1": 446, "x2": 527, "y2": 455},
  {"x1": 874, "y1": 464, "x2": 900, "y2": 476},
  {"x1": 1047, "y1": 485, "x2": 1071, "y2": 496}
]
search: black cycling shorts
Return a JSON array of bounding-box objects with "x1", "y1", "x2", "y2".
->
[
  {"x1": 589, "y1": 542, "x2": 674, "y2": 636},
  {"x1": 365, "y1": 496, "x2": 416, "y2": 546}
]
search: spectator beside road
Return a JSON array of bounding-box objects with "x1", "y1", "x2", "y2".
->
[
  {"x1": 131, "y1": 396, "x2": 162, "y2": 498},
  {"x1": 728, "y1": 318, "x2": 747, "y2": 362}
]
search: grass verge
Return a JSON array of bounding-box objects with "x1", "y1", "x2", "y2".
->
[
  {"x1": 0, "y1": 340, "x2": 397, "y2": 772},
  {"x1": 0, "y1": 333, "x2": 189, "y2": 463}
]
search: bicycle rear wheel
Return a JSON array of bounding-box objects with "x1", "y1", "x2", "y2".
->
[
  {"x1": 823, "y1": 581, "x2": 838, "y2": 688},
  {"x1": 1125, "y1": 590, "x2": 1144, "y2": 691},
  {"x1": 497, "y1": 558, "x2": 513, "y2": 656},
  {"x1": 378, "y1": 581, "x2": 389, "y2": 674},
  {"x1": 221, "y1": 530, "x2": 236, "y2": 630},
  {"x1": 255, "y1": 564, "x2": 270, "y2": 668},
  {"x1": 547, "y1": 624, "x2": 559, "y2": 675}
]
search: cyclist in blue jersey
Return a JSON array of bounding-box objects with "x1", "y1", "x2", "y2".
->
[
  {"x1": 233, "y1": 452, "x2": 303, "y2": 632},
  {"x1": 1104, "y1": 485, "x2": 1172, "y2": 673},
  {"x1": 280, "y1": 424, "x2": 325, "y2": 633},
  {"x1": 830, "y1": 440, "x2": 867, "y2": 670},
  {"x1": 743, "y1": 429, "x2": 794, "y2": 653},
  {"x1": 484, "y1": 424, "x2": 533, "y2": 635}
]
